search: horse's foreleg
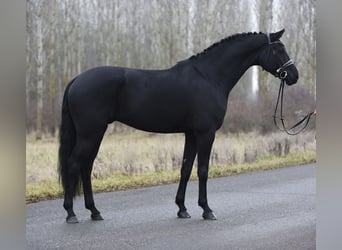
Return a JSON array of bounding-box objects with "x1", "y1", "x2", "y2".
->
[
  {"x1": 196, "y1": 130, "x2": 217, "y2": 220},
  {"x1": 175, "y1": 132, "x2": 197, "y2": 218}
]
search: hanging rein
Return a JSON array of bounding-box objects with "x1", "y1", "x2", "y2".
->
[{"x1": 266, "y1": 34, "x2": 315, "y2": 135}]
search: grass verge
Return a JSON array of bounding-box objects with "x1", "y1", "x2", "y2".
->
[{"x1": 26, "y1": 150, "x2": 315, "y2": 203}]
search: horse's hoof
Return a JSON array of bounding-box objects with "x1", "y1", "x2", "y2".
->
[
  {"x1": 66, "y1": 215, "x2": 79, "y2": 224},
  {"x1": 177, "y1": 210, "x2": 191, "y2": 219},
  {"x1": 202, "y1": 211, "x2": 217, "y2": 220},
  {"x1": 91, "y1": 213, "x2": 104, "y2": 221}
]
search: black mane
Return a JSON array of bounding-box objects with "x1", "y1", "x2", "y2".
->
[{"x1": 190, "y1": 32, "x2": 263, "y2": 60}]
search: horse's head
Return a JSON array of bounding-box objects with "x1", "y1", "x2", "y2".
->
[{"x1": 260, "y1": 29, "x2": 299, "y2": 85}]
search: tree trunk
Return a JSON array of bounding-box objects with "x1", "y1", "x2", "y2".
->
[{"x1": 36, "y1": 8, "x2": 43, "y2": 140}]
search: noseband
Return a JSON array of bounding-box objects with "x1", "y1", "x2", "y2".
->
[
  {"x1": 276, "y1": 59, "x2": 294, "y2": 79},
  {"x1": 265, "y1": 34, "x2": 315, "y2": 135},
  {"x1": 265, "y1": 33, "x2": 294, "y2": 80}
]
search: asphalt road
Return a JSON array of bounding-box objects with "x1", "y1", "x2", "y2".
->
[{"x1": 26, "y1": 164, "x2": 316, "y2": 250}]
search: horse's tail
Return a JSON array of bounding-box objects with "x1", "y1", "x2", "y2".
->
[{"x1": 58, "y1": 77, "x2": 81, "y2": 197}]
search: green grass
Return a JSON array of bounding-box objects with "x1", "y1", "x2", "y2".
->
[
  {"x1": 26, "y1": 130, "x2": 316, "y2": 203},
  {"x1": 26, "y1": 150, "x2": 316, "y2": 203}
]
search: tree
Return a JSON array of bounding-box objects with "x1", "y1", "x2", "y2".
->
[{"x1": 26, "y1": 0, "x2": 316, "y2": 135}]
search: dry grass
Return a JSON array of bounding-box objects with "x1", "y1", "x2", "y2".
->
[{"x1": 26, "y1": 130, "x2": 316, "y2": 202}]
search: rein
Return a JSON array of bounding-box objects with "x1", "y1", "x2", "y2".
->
[
  {"x1": 266, "y1": 33, "x2": 315, "y2": 135},
  {"x1": 273, "y1": 72, "x2": 315, "y2": 135}
]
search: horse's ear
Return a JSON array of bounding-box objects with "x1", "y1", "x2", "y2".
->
[{"x1": 270, "y1": 29, "x2": 285, "y2": 42}]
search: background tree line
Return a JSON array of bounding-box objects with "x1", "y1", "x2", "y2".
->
[{"x1": 26, "y1": 0, "x2": 316, "y2": 137}]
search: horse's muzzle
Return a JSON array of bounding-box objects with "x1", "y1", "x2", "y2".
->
[{"x1": 284, "y1": 66, "x2": 299, "y2": 85}]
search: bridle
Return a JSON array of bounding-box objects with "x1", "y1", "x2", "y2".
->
[
  {"x1": 264, "y1": 33, "x2": 294, "y2": 79},
  {"x1": 265, "y1": 34, "x2": 315, "y2": 135}
]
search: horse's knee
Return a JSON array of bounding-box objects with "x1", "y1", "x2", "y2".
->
[
  {"x1": 180, "y1": 173, "x2": 191, "y2": 183},
  {"x1": 197, "y1": 167, "x2": 208, "y2": 181}
]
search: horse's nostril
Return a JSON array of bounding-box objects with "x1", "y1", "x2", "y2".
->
[{"x1": 293, "y1": 75, "x2": 298, "y2": 81}]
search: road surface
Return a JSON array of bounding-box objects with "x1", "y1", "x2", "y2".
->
[{"x1": 26, "y1": 164, "x2": 316, "y2": 250}]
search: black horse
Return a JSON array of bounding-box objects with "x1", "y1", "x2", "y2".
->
[{"x1": 58, "y1": 29, "x2": 298, "y2": 223}]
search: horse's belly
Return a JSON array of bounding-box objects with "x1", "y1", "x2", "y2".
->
[{"x1": 117, "y1": 107, "x2": 189, "y2": 133}]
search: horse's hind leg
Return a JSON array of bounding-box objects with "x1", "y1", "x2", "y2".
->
[
  {"x1": 64, "y1": 125, "x2": 107, "y2": 223},
  {"x1": 78, "y1": 126, "x2": 107, "y2": 221}
]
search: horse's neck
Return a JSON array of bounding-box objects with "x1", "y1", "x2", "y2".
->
[{"x1": 192, "y1": 35, "x2": 266, "y2": 96}]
